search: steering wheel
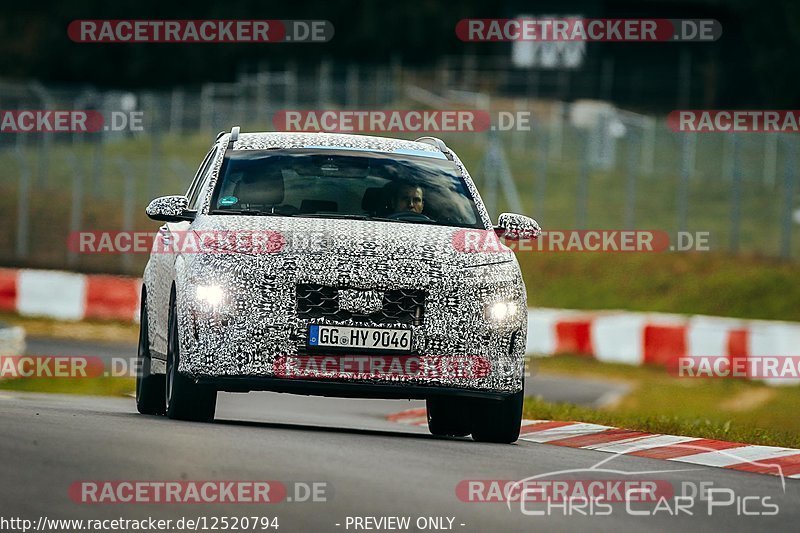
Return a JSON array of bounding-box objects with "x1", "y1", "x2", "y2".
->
[{"x1": 385, "y1": 211, "x2": 433, "y2": 222}]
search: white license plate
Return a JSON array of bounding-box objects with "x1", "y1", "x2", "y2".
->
[{"x1": 308, "y1": 325, "x2": 412, "y2": 351}]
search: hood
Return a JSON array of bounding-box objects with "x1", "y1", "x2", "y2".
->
[{"x1": 189, "y1": 214, "x2": 513, "y2": 269}]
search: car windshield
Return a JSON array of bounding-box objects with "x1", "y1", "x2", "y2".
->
[{"x1": 208, "y1": 149, "x2": 485, "y2": 229}]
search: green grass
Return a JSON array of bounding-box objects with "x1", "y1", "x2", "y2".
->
[
  {"x1": 0, "y1": 376, "x2": 135, "y2": 397},
  {"x1": 0, "y1": 312, "x2": 139, "y2": 343},
  {"x1": 528, "y1": 355, "x2": 800, "y2": 448},
  {"x1": 518, "y1": 252, "x2": 800, "y2": 321}
]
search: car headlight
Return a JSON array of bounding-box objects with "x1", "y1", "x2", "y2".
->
[
  {"x1": 485, "y1": 300, "x2": 519, "y2": 324},
  {"x1": 195, "y1": 284, "x2": 226, "y2": 308}
]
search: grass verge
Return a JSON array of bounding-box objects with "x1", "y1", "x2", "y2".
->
[
  {"x1": 518, "y1": 252, "x2": 800, "y2": 322},
  {"x1": 0, "y1": 312, "x2": 138, "y2": 344},
  {"x1": 527, "y1": 355, "x2": 800, "y2": 448},
  {"x1": 0, "y1": 376, "x2": 135, "y2": 397}
]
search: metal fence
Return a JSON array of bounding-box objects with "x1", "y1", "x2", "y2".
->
[{"x1": 1, "y1": 60, "x2": 798, "y2": 275}]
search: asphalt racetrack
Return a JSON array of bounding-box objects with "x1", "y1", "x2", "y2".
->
[{"x1": 0, "y1": 338, "x2": 797, "y2": 532}]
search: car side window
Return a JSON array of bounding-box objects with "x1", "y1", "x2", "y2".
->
[{"x1": 186, "y1": 147, "x2": 217, "y2": 210}]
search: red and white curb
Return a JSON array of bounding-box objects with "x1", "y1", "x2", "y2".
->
[
  {"x1": 388, "y1": 408, "x2": 800, "y2": 480},
  {"x1": 527, "y1": 308, "x2": 800, "y2": 386}
]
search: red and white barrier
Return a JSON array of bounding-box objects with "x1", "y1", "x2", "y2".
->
[
  {"x1": 0, "y1": 268, "x2": 141, "y2": 323},
  {"x1": 1, "y1": 268, "x2": 799, "y2": 384},
  {"x1": 527, "y1": 308, "x2": 800, "y2": 385}
]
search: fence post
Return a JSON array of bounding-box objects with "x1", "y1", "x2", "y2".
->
[
  {"x1": 118, "y1": 158, "x2": 136, "y2": 274},
  {"x1": 722, "y1": 134, "x2": 734, "y2": 183},
  {"x1": 461, "y1": 52, "x2": 476, "y2": 91},
  {"x1": 67, "y1": 154, "x2": 84, "y2": 269},
  {"x1": 286, "y1": 61, "x2": 298, "y2": 109},
  {"x1": 390, "y1": 55, "x2": 402, "y2": 103},
  {"x1": 677, "y1": 47, "x2": 692, "y2": 108},
  {"x1": 729, "y1": 133, "x2": 742, "y2": 253},
  {"x1": 511, "y1": 98, "x2": 526, "y2": 154},
  {"x1": 625, "y1": 134, "x2": 639, "y2": 229},
  {"x1": 780, "y1": 135, "x2": 796, "y2": 259},
  {"x1": 641, "y1": 116, "x2": 656, "y2": 176},
  {"x1": 318, "y1": 60, "x2": 332, "y2": 109},
  {"x1": 90, "y1": 138, "x2": 104, "y2": 198},
  {"x1": 374, "y1": 67, "x2": 387, "y2": 107},
  {"x1": 30, "y1": 82, "x2": 53, "y2": 187},
  {"x1": 169, "y1": 88, "x2": 184, "y2": 135},
  {"x1": 548, "y1": 102, "x2": 564, "y2": 161},
  {"x1": 14, "y1": 147, "x2": 31, "y2": 260},
  {"x1": 346, "y1": 64, "x2": 359, "y2": 108},
  {"x1": 576, "y1": 128, "x2": 591, "y2": 229},
  {"x1": 535, "y1": 127, "x2": 549, "y2": 220},
  {"x1": 200, "y1": 83, "x2": 214, "y2": 132},
  {"x1": 677, "y1": 132, "x2": 695, "y2": 234},
  {"x1": 763, "y1": 133, "x2": 778, "y2": 188},
  {"x1": 256, "y1": 63, "x2": 269, "y2": 128},
  {"x1": 147, "y1": 124, "x2": 164, "y2": 202},
  {"x1": 481, "y1": 132, "x2": 499, "y2": 217},
  {"x1": 600, "y1": 56, "x2": 614, "y2": 101}
]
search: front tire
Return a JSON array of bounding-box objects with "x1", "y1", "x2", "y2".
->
[
  {"x1": 135, "y1": 291, "x2": 165, "y2": 415},
  {"x1": 470, "y1": 386, "x2": 524, "y2": 444},
  {"x1": 165, "y1": 293, "x2": 216, "y2": 422}
]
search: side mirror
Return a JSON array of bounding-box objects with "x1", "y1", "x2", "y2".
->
[
  {"x1": 145, "y1": 195, "x2": 194, "y2": 222},
  {"x1": 495, "y1": 212, "x2": 542, "y2": 240}
]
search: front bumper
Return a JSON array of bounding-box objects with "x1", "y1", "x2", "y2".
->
[
  {"x1": 195, "y1": 375, "x2": 519, "y2": 400},
  {"x1": 176, "y1": 257, "x2": 529, "y2": 394}
]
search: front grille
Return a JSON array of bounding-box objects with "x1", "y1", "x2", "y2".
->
[{"x1": 296, "y1": 284, "x2": 426, "y2": 326}]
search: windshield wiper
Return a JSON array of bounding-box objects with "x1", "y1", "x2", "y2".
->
[
  {"x1": 209, "y1": 209, "x2": 285, "y2": 216},
  {"x1": 367, "y1": 216, "x2": 438, "y2": 225},
  {"x1": 295, "y1": 213, "x2": 370, "y2": 220},
  {"x1": 299, "y1": 213, "x2": 440, "y2": 225}
]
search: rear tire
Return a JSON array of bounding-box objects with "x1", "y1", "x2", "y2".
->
[
  {"x1": 135, "y1": 292, "x2": 165, "y2": 415},
  {"x1": 426, "y1": 397, "x2": 471, "y2": 437},
  {"x1": 471, "y1": 386, "x2": 524, "y2": 444},
  {"x1": 165, "y1": 293, "x2": 216, "y2": 422}
]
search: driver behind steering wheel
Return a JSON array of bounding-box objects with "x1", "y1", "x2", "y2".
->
[{"x1": 389, "y1": 183, "x2": 425, "y2": 215}]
